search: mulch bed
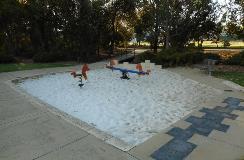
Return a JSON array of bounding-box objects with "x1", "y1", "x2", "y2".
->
[{"x1": 215, "y1": 65, "x2": 244, "y2": 73}]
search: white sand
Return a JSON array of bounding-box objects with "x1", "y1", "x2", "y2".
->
[{"x1": 19, "y1": 68, "x2": 221, "y2": 145}]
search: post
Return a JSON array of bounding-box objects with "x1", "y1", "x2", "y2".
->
[{"x1": 134, "y1": 44, "x2": 136, "y2": 58}]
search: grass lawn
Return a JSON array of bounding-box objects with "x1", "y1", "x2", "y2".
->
[
  {"x1": 199, "y1": 41, "x2": 244, "y2": 49},
  {"x1": 213, "y1": 71, "x2": 244, "y2": 87},
  {"x1": 0, "y1": 63, "x2": 75, "y2": 73},
  {"x1": 129, "y1": 40, "x2": 244, "y2": 49}
]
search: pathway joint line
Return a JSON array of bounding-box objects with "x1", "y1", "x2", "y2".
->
[
  {"x1": 0, "y1": 111, "x2": 46, "y2": 129},
  {"x1": 32, "y1": 134, "x2": 89, "y2": 160}
]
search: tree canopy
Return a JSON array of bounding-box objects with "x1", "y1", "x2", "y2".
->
[{"x1": 0, "y1": 0, "x2": 234, "y2": 62}]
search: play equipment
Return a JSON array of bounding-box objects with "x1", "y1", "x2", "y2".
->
[
  {"x1": 71, "y1": 64, "x2": 90, "y2": 87},
  {"x1": 82, "y1": 64, "x2": 89, "y2": 80},
  {"x1": 136, "y1": 63, "x2": 143, "y2": 72},
  {"x1": 106, "y1": 62, "x2": 150, "y2": 80}
]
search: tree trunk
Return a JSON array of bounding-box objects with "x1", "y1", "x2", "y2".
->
[
  {"x1": 164, "y1": 17, "x2": 170, "y2": 49},
  {"x1": 153, "y1": 9, "x2": 159, "y2": 54},
  {"x1": 97, "y1": 44, "x2": 100, "y2": 57},
  {"x1": 39, "y1": 21, "x2": 49, "y2": 52},
  {"x1": 165, "y1": 29, "x2": 170, "y2": 49},
  {"x1": 5, "y1": 31, "x2": 15, "y2": 55},
  {"x1": 110, "y1": 12, "x2": 116, "y2": 56},
  {"x1": 200, "y1": 39, "x2": 203, "y2": 47}
]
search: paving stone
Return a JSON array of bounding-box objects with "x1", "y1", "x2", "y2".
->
[
  {"x1": 186, "y1": 111, "x2": 205, "y2": 118},
  {"x1": 151, "y1": 139, "x2": 196, "y2": 160},
  {"x1": 0, "y1": 85, "x2": 40, "y2": 122},
  {"x1": 87, "y1": 127, "x2": 112, "y2": 141},
  {"x1": 129, "y1": 133, "x2": 172, "y2": 160},
  {"x1": 36, "y1": 135, "x2": 138, "y2": 160},
  {"x1": 209, "y1": 118, "x2": 244, "y2": 148},
  {"x1": 213, "y1": 106, "x2": 234, "y2": 114},
  {"x1": 0, "y1": 84, "x2": 23, "y2": 100},
  {"x1": 187, "y1": 134, "x2": 244, "y2": 160},
  {"x1": 223, "y1": 97, "x2": 240, "y2": 106},
  {"x1": 0, "y1": 73, "x2": 15, "y2": 82},
  {"x1": 237, "y1": 106, "x2": 244, "y2": 111},
  {"x1": 150, "y1": 97, "x2": 244, "y2": 160},
  {"x1": 0, "y1": 114, "x2": 88, "y2": 160},
  {"x1": 200, "y1": 108, "x2": 238, "y2": 120},
  {"x1": 167, "y1": 128, "x2": 194, "y2": 141},
  {"x1": 172, "y1": 120, "x2": 191, "y2": 130},
  {"x1": 0, "y1": 100, "x2": 40, "y2": 121},
  {"x1": 232, "y1": 110, "x2": 244, "y2": 122},
  {"x1": 186, "y1": 116, "x2": 229, "y2": 136}
]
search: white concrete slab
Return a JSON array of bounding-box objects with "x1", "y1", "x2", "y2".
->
[
  {"x1": 208, "y1": 118, "x2": 244, "y2": 149},
  {"x1": 129, "y1": 132, "x2": 172, "y2": 160},
  {"x1": 0, "y1": 113, "x2": 88, "y2": 160},
  {"x1": 37, "y1": 135, "x2": 138, "y2": 160},
  {"x1": 187, "y1": 134, "x2": 244, "y2": 160}
]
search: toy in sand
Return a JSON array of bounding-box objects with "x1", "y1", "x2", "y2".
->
[
  {"x1": 71, "y1": 64, "x2": 90, "y2": 87},
  {"x1": 106, "y1": 60, "x2": 150, "y2": 80}
]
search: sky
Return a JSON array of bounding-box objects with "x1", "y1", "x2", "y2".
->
[
  {"x1": 214, "y1": 0, "x2": 236, "y2": 22},
  {"x1": 217, "y1": 0, "x2": 228, "y2": 5},
  {"x1": 215, "y1": 0, "x2": 242, "y2": 22}
]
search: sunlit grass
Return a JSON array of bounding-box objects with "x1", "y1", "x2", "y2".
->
[
  {"x1": 129, "y1": 41, "x2": 244, "y2": 48},
  {"x1": 197, "y1": 41, "x2": 244, "y2": 48}
]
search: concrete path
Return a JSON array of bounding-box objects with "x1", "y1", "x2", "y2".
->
[{"x1": 1, "y1": 65, "x2": 244, "y2": 160}]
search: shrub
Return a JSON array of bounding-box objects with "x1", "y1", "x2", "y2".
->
[
  {"x1": 138, "y1": 51, "x2": 157, "y2": 62},
  {"x1": 223, "y1": 40, "x2": 231, "y2": 47},
  {"x1": 0, "y1": 48, "x2": 16, "y2": 63},
  {"x1": 19, "y1": 46, "x2": 36, "y2": 58},
  {"x1": 0, "y1": 53, "x2": 16, "y2": 63},
  {"x1": 137, "y1": 49, "x2": 205, "y2": 67},
  {"x1": 0, "y1": 45, "x2": 16, "y2": 63},
  {"x1": 33, "y1": 50, "x2": 70, "y2": 63},
  {"x1": 224, "y1": 51, "x2": 244, "y2": 66},
  {"x1": 33, "y1": 51, "x2": 61, "y2": 62},
  {"x1": 204, "y1": 53, "x2": 221, "y2": 61},
  {"x1": 192, "y1": 52, "x2": 205, "y2": 64}
]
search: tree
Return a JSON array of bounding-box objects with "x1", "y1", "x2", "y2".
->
[
  {"x1": 0, "y1": 0, "x2": 222, "y2": 62},
  {"x1": 138, "y1": 0, "x2": 217, "y2": 52},
  {"x1": 0, "y1": 0, "x2": 26, "y2": 56},
  {"x1": 168, "y1": 0, "x2": 217, "y2": 48},
  {"x1": 134, "y1": 21, "x2": 145, "y2": 46},
  {"x1": 223, "y1": 39, "x2": 231, "y2": 47},
  {"x1": 91, "y1": 0, "x2": 107, "y2": 56},
  {"x1": 224, "y1": 0, "x2": 244, "y2": 40},
  {"x1": 211, "y1": 38, "x2": 221, "y2": 47},
  {"x1": 105, "y1": 0, "x2": 137, "y2": 55}
]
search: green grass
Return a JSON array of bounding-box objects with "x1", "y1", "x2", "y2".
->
[
  {"x1": 198, "y1": 40, "x2": 244, "y2": 49},
  {"x1": 128, "y1": 40, "x2": 244, "y2": 49},
  {"x1": 0, "y1": 63, "x2": 75, "y2": 73},
  {"x1": 202, "y1": 46, "x2": 244, "y2": 49},
  {"x1": 213, "y1": 71, "x2": 244, "y2": 87}
]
